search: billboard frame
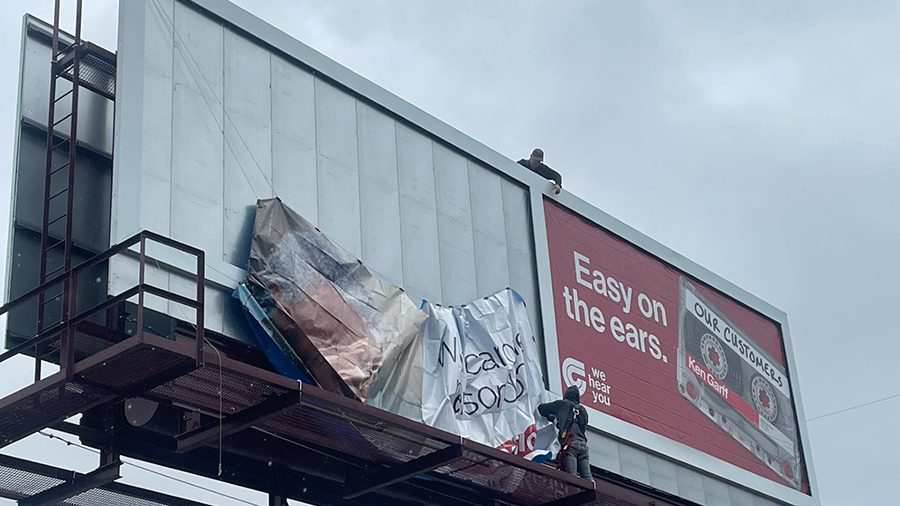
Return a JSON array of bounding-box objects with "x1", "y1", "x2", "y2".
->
[
  {"x1": 530, "y1": 187, "x2": 820, "y2": 506},
  {"x1": 111, "y1": 1, "x2": 820, "y2": 504}
]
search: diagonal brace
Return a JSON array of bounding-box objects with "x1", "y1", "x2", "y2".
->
[
  {"x1": 343, "y1": 444, "x2": 463, "y2": 500},
  {"x1": 18, "y1": 460, "x2": 120, "y2": 506},
  {"x1": 176, "y1": 391, "x2": 300, "y2": 454}
]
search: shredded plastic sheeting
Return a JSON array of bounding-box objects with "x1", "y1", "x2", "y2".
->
[
  {"x1": 243, "y1": 199, "x2": 554, "y2": 460},
  {"x1": 365, "y1": 307, "x2": 426, "y2": 421},
  {"x1": 247, "y1": 198, "x2": 425, "y2": 401},
  {"x1": 234, "y1": 282, "x2": 315, "y2": 384}
]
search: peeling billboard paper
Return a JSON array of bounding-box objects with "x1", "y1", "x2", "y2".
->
[
  {"x1": 247, "y1": 198, "x2": 425, "y2": 401},
  {"x1": 365, "y1": 304, "x2": 426, "y2": 422},
  {"x1": 421, "y1": 289, "x2": 556, "y2": 459},
  {"x1": 245, "y1": 199, "x2": 554, "y2": 460}
]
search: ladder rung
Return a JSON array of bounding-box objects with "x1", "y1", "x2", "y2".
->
[
  {"x1": 48, "y1": 187, "x2": 68, "y2": 201},
  {"x1": 43, "y1": 237, "x2": 64, "y2": 252},
  {"x1": 43, "y1": 264, "x2": 66, "y2": 280},
  {"x1": 39, "y1": 293, "x2": 63, "y2": 307},
  {"x1": 55, "y1": 44, "x2": 77, "y2": 63},
  {"x1": 46, "y1": 213, "x2": 67, "y2": 228},
  {"x1": 50, "y1": 138, "x2": 70, "y2": 152},
  {"x1": 53, "y1": 89, "x2": 73, "y2": 103},
  {"x1": 52, "y1": 112, "x2": 73, "y2": 128},
  {"x1": 49, "y1": 162, "x2": 70, "y2": 177}
]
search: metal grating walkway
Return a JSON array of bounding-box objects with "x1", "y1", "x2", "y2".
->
[
  {"x1": 0, "y1": 454, "x2": 211, "y2": 506},
  {"x1": 0, "y1": 333, "x2": 198, "y2": 449},
  {"x1": 143, "y1": 346, "x2": 598, "y2": 506},
  {"x1": 0, "y1": 330, "x2": 597, "y2": 506},
  {"x1": 57, "y1": 42, "x2": 116, "y2": 100}
]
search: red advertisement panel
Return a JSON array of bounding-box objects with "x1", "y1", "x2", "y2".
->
[{"x1": 544, "y1": 199, "x2": 808, "y2": 491}]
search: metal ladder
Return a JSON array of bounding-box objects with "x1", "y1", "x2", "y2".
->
[{"x1": 37, "y1": 0, "x2": 84, "y2": 379}]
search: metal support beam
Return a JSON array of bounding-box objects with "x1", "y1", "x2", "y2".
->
[
  {"x1": 99, "y1": 402, "x2": 119, "y2": 466},
  {"x1": 18, "y1": 460, "x2": 120, "y2": 506},
  {"x1": 51, "y1": 420, "x2": 110, "y2": 442},
  {"x1": 540, "y1": 488, "x2": 597, "y2": 506},
  {"x1": 176, "y1": 392, "x2": 300, "y2": 454},
  {"x1": 343, "y1": 444, "x2": 463, "y2": 500}
]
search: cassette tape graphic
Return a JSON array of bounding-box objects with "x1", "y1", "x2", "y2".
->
[{"x1": 676, "y1": 277, "x2": 802, "y2": 489}]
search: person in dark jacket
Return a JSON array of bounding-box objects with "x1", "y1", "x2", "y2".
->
[
  {"x1": 518, "y1": 148, "x2": 562, "y2": 194},
  {"x1": 538, "y1": 385, "x2": 593, "y2": 481}
]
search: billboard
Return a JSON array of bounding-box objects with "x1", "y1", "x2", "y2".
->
[
  {"x1": 1, "y1": 1, "x2": 814, "y2": 503},
  {"x1": 543, "y1": 198, "x2": 808, "y2": 492},
  {"x1": 113, "y1": 2, "x2": 818, "y2": 502}
]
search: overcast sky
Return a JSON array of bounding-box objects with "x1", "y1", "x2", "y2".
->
[{"x1": 0, "y1": 1, "x2": 897, "y2": 506}]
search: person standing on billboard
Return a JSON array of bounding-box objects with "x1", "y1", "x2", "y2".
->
[
  {"x1": 518, "y1": 148, "x2": 562, "y2": 194},
  {"x1": 538, "y1": 385, "x2": 593, "y2": 481}
]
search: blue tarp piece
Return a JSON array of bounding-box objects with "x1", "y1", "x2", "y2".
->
[{"x1": 233, "y1": 283, "x2": 312, "y2": 384}]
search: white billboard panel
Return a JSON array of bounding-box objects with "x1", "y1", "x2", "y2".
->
[{"x1": 112, "y1": 0, "x2": 539, "y2": 344}]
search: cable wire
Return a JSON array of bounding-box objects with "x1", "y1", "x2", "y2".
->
[
  {"x1": 147, "y1": 0, "x2": 278, "y2": 201},
  {"x1": 203, "y1": 337, "x2": 225, "y2": 477},
  {"x1": 37, "y1": 431, "x2": 258, "y2": 505},
  {"x1": 141, "y1": 246, "x2": 225, "y2": 480},
  {"x1": 806, "y1": 393, "x2": 900, "y2": 422}
]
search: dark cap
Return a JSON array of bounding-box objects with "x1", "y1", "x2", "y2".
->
[{"x1": 531, "y1": 148, "x2": 544, "y2": 160}]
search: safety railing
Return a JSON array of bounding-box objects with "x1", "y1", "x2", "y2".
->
[{"x1": 0, "y1": 230, "x2": 205, "y2": 382}]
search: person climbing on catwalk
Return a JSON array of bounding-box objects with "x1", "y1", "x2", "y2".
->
[{"x1": 538, "y1": 385, "x2": 593, "y2": 481}]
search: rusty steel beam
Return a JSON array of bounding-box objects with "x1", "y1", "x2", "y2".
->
[
  {"x1": 343, "y1": 444, "x2": 463, "y2": 500},
  {"x1": 176, "y1": 391, "x2": 301, "y2": 454}
]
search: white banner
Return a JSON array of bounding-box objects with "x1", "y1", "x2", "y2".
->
[{"x1": 422, "y1": 289, "x2": 556, "y2": 458}]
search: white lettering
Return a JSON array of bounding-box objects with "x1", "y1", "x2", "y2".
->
[
  {"x1": 621, "y1": 285, "x2": 633, "y2": 314},
  {"x1": 652, "y1": 299, "x2": 668, "y2": 327},
  {"x1": 592, "y1": 270, "x2": 607, "y2": 296},
  {"x1": 610, "y1": 316, "x2": 626, "y2": 342},
  {"x1": 561, "y1": 286, "x2": 668, "y2": 362},
  {"x1": 589, "y1": 306, "x2": 606, "y2": 332},
  {"x1": 574, "y1": 252, "x2": 592, "y2": 289},
  {"x1": 638, "y1": 293, "x2": 653, "y2": 318},
  {"x1": 563, "y1": 286, "x2": 574, "y2": 319},
  {"x1": 570, "y1": 254, "x2": 669, "y2": 325},
  {"x1": 607, "y1": 277, "x2": 621, "y2": 302}
]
